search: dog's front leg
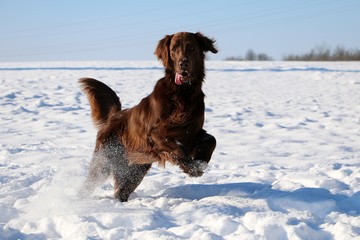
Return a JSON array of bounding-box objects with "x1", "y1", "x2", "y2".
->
[
  {"x1": 174, "y1": 131, "x2": 216, "y2": 177},
  {"x1": 191, "y1": 130, "x2": 216, "y2": 164},
  {"x1": 151, "y1": 133, "x2": 187, "y2": 158},
  {"x1": 166, "y1": 139, "x2": 206, "y2": 177},
  {"x1": 151, "y1": 133, "x2": 205, "y2": 177},
  {"x1": 170, "y1": 151, "x2": 206, "y2": 177}
]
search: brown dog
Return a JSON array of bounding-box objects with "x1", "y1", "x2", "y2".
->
[{"x1": 79, "y1": 32, "x2": 218, "y2": 201}]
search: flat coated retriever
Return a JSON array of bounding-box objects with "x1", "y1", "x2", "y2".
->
[{"x1": 79, "y1": 32, "x2": 218, "y2": 201}]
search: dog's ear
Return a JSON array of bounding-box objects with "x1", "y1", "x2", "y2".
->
[
  {"x1": 195, "y1": 32, "x2": 218, "y2": 54},
  {"x1": 154, "y1": 34, "x2": 173, "y2": 67}
]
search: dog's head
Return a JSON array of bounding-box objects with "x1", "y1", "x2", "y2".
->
[{"x1": 155, "y1": 32, "x2": 218, "y2": 85}]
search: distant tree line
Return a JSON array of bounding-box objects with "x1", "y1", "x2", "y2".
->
[
  {"x1": 225, "y1": 49, "x2": 273, "y2": 61},
  {"x1": 225, "y1": 45, "x2": 360, "y2": 61},
  {"x1": 283, "y1": 45, "x2": 360, "y2": 61}
]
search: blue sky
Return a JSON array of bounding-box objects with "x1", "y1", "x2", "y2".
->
[{"x1": 1, "y1": 0, "x2": 359, "y2": 61}]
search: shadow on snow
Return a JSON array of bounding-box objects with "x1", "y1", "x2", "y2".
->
[{"x1": 161, "y1": 182, "x2": 360, "y2": 217}]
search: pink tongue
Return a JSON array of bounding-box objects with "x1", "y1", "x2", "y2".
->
[{"x1": 175, "y1": 73, "x2": 183, "y2": 85}]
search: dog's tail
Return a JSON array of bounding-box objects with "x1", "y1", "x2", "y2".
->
[{"x1": 79, "y1": 78, "x2": 121, "y2": 128}]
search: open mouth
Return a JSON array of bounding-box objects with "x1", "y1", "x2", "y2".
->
[{"x1": 175, "y1": 70, "x2": 192, "y2": 85}]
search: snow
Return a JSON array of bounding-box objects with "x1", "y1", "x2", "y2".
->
[{"x1": 1, "y1": 61, "x2": 360, "y2": 239}]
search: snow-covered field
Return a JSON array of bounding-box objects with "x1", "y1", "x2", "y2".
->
[{"x1": 1, "y1": 61, "x2": 360, "y2": 239}]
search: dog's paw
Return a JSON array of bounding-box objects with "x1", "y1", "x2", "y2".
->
[
  {"x1": 174, "y1": 155, "x2": 208, "y2": 177},
  {"x1": 186, "y1": 160, "x2": 208, "y2": 177}
]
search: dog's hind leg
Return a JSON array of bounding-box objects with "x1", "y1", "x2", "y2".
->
[{"x1": 113, "y1": 162, "x2": 152, "y2": 202}]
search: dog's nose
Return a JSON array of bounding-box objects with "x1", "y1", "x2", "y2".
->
[{"x1": 179, "y1": 58, "x2": 189, "y2": 69}]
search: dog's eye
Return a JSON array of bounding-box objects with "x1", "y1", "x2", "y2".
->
[{"x1": 171, "y1": 43, "x2": 179, "y2": 52}]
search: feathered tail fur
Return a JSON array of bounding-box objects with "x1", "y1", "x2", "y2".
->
[{"x1": 79, "y1": 78, "x2": 121, "y2": 128}]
